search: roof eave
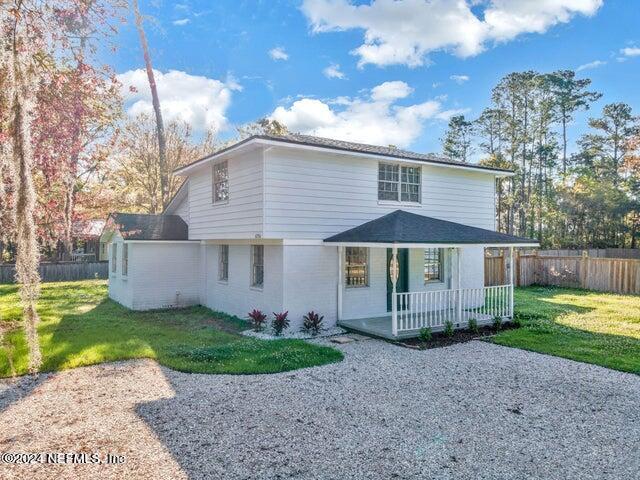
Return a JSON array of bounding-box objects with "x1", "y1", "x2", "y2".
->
[
  {"x1": 173, "y1": 136, "x2": 515, "y2": 177},
  {"x1": 323, "y1": 241, "x2": 539, "y2": 248}
]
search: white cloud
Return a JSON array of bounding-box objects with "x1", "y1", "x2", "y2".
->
[
  {"x1": 450, "y1": 74, "x2": 470, "y2": 84},
  {"x1": 173, "y1": 18, "x2": 190, "y2": 26},
  {"x1": 117, "y1": 69, "x2": 241, "y2": 133},
  {"x1": 270, "y1": 81, "x2": 463, "y2": 147},
  {"x1": 269, "y1": 47, "x2": 289, "y2": 61},
  {"x1": 323, "y1": 63, "x2": 346, "y2": 79},
  {"x1": 620, "y1": 46, "x2": 640, "y2": 57},
  {"x1": 301, "y1": 0, "x2": 603, "y2": 67},
  {"x1": 576, "y1": 60, "x2": 606, "y2": 71}
]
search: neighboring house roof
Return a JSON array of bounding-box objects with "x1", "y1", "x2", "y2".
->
[
  {"x1": 103, "y1": 213, "x2": 189, "y2": 241},
  {"x1": 73, "y1": 219, "x2": 106, "y2": 238},
  {"x1": 174, "y1": 133, "x2": 513, "y2": 176},
  {"x1": 324, "y1": 210, "x2": 538, "y2": 246}
]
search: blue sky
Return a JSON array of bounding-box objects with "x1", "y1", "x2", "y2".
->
[{"x1": 106, "y1": 0, "x2": 640, "y2": 157}]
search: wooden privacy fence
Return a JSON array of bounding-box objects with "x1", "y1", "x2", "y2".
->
[
  {"x1": 485, "y1": 252, "x2": 640, "y2": 295},
  {"x1": 0, "y1": 261, "x2": 108, "y2": 284}
]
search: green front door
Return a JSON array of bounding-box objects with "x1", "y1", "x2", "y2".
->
[{"x1": 387, "y1": 248, "x2": 409, "y2": 311}]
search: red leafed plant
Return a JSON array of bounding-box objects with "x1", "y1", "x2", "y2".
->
[
  {"x1": 302, "y1": 311, "x2": 324, "y2": 336},
  {"x1": 248, "y1": 309, "x2": 267, "y2": 332},
  {"x1": 271, "y1": 311, "x2": 290, "y2": 336}
]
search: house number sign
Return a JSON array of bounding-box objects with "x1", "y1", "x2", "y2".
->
[{"x1": 389, "y1": 255, "x2": 399, "y2": 283}]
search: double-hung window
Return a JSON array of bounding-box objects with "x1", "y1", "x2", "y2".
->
[
  {"x1": 111, "y1": 243, "x2": 117, "y2": 273},
  {"x1": 122, "y1": 244, "x2": 128, "y2": 277},
  {"x1": 251, "y1": 245, "x2": 264, "y2": 288},
  {"x1": 219, "y1": 245, "x2": 229, "y2": 281},
  {"x1": 212, "y1": 160, "x2": 229, "y2": 204},
  {"x1": 424, "y1": 248, "x2": 443, "y2": 283},
  {"x1": 345, "y1": 247, "x2": 369, "y2": 287},
  {"x1": 378, "y1": 162, "x2": 421, "y2": 203}
]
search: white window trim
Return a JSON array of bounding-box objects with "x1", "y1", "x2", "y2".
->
[
  {"x1": 377, "y1": 161, "x2": 422, "y2": 204},
  {"x1": 111, "y1": 243, "x2": 117, "y2": 275},
  {"x1": 424, "y1": 248, "x2": 444, "y2": 285},
  {"x1": 212, "y1": 160, "x2": 229, "y2": 205},
  {"x1": 345, "y1": 247, "x2": 369, "y2": 288},
  {"x1": 121, "y1": 243, "x2": 128, "y2": 278},
  {"x1": 218, "y1": 244, "x2": 229, "y2": 283},
  {"x1": 250, "y1": 245, "x2": 264, "y2": 290}
]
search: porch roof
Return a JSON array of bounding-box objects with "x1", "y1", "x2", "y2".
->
[{"x1": 324, "y1": 210, "x2": 538, "y2": 247}]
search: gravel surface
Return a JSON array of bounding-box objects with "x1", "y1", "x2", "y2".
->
[{"x1": 1, "y1": 339, "x2": 639, "y2": 479}]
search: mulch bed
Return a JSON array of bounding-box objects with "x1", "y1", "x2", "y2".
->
[{"x1": 398, "y1": 323, "x2": 519, "y2": 350}]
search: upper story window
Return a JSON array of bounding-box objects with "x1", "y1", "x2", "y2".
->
[
  {"x1": 378, "y1": 162, "x2": 421, "y2": 203},
  {"x1": 212, "y1": 160, "x2": 229, "y2": 204},
  {"x1": 251, "y1": 245, "x2": 264, "y2": 288},
  {"x1": 345, "y1": 247, "x2": 369, "y2": 287},
  {"x1": 111, "y1": 243, "x2": 117, "y2": 273},
  {"x1": 424, "y1": 248, "x2": 443, "y2": 283},
  {"x1": 122, "y1": 244, "x2": 128, "y2": 277},
  {"x1": 219, "y1": 245, "x2": 229, "y2": 281}
]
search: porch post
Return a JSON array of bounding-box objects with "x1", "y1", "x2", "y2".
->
[
  {"x1": 337, "y1": 246, "x2": 343, "y2": 322},
  {"x1": 509, "y1": 246, "x2": 514, "y2": 318},
  {"x1": 457, "y1": 247, "x2": 462, "y2": 324},
  {"x1": 391, "y1": 245, "x2": 398, "y2": 337}
]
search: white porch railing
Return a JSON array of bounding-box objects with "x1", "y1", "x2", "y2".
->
[{"x1": 393, "y1": 284, "x2": 513, "y2": 336}]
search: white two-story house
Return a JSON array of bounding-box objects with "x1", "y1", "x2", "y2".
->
[{"x1": 105, "y1": 133, "x2": 537, "y2": 338}]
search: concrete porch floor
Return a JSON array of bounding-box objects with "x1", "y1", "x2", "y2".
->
[{"x1": 339, "y1": 311, "x2": 494, "y2": 340}]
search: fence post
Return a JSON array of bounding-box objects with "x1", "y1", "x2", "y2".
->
[
  {"x1": 580, "y1": 250, "x2": 589, "y2": 289},
  {"x1": 509, "y1": 246, "x2": 514, "y2": 318}
]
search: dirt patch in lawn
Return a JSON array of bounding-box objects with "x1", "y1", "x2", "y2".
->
[{"x1": 399, "y1": 323, "x2": 519, "y2": 350}]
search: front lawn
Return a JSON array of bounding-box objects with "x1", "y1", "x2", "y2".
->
[
  {"x1": 492, "y1": 286, "x2": 640, "y2": 374},
  {"x1": 0, "y1": 280, "x2": 343, "y2": 377}
]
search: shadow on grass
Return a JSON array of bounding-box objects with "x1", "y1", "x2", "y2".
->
[{"x1": 1, "y1": 297, "x2": 342, "y2": 381}]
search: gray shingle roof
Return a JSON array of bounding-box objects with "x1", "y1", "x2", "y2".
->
[
  {"x1": 175, "y1": 133, "x2": 512, "y2": 174},
  {"x1": 105, "y1": 213, "x2": 189, "y2": 241},
  {"x1": 324, "y1": 210, "x2": 536, "y2": 245}
]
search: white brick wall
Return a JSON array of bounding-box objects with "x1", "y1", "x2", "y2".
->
[
  {"x1": 203, "y1": 244, "x2": 284, "y2": 320},
  {"x1": 283, "y1": 245, "x2": 338, "y2": 330},
  {"x1": 108, "y1": 241, "x2": 201, "y2": 310}
]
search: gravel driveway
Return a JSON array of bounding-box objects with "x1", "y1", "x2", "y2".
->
[{"x1": 1, "y1": 339, "x2": 639, "y2": 479}]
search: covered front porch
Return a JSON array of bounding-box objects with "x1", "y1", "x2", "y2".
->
[{"x1": 324, "y1": 210, "x2": 537, "y2": 339}]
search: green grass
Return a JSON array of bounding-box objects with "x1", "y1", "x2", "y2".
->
[
  {"x1": 492, "y1": 286, "x2": 640, "y2": 374},
  {"x1": 0, "y1": 280, "x2": 343, "y2": 377}
]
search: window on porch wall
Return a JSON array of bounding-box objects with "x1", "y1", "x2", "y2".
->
[
  {"x1": 424, "y1": 248, "x2": 443, "y2": 283},
  {"x1": 345, "y1": 247, "x2": 368, "y2": 287}
]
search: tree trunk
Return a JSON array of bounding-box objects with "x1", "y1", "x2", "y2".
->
[
  {"x1": 10, "y1": 43, "x2": 42, "y2": 374},
  {"x1": 132, "y1": 0, "x2": 168, "y2": 210}
]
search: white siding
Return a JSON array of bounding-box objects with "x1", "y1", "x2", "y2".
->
[
  {"x1": 173, "y1": 194, "x2": 189, "y2": 223},
  {"x1": 263, "y1": 148, "x2": 496, "y2": 239},
  {"x1": 204, "y1": 244, "x2": 284, "y2": 320},
  {"x1": 188, "y1": 149, "x2": 264, "y2": 239}
]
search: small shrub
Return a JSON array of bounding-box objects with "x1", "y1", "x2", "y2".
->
[
  {"x1": 302, "y1": 311, "x2": 324, "y2": 336},
  {"x1": 512, "y1": 314, "x2": 523, "y2": 328},
  {"x1": 468, "y1": 317, "x2": 479, "y2": 333},
  {"x1": 248, "y1": 309, "x2": 267, "y2": 332},
  {"x1": 444, "y1": 320, "x2": 454, "y2": 337},
  {"x1": 419, "y1": 327, "x2": 432, "y2": 342},
  {"x1": 272, "y1": 311, "x2": 290, "y2": 336},
  {"x1": 492, "y1": 315, "x2": 503, "y2": 331}
]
